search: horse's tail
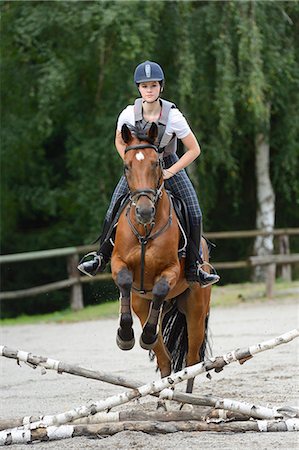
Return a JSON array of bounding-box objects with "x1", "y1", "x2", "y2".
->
[{"x1": 161, "y1": 301, "x2": 210, "y2": 373}]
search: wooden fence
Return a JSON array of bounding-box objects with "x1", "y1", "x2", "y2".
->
[{"x1": 0, "y1": 228, "x2": 299, "y2": 308}]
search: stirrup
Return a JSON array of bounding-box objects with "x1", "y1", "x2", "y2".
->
[
  {"x1": 197, "y1": 261, "x2": 220, "y2": 288},
  {"x1": 77, "y1": 251, "x2": 99, "y2": 278}
]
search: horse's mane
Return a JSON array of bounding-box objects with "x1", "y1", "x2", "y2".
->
[{"x1": 126, "y1": 124, "x2": 156, "y2": 145}]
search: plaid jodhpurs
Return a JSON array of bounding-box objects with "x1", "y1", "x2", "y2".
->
[{"x1": 105, "y1": 154, "x2": 202, "y2": 226}]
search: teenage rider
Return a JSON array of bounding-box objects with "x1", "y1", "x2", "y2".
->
[{"x1": 78, "y1": 61, "x2": 220, "y2": 287}]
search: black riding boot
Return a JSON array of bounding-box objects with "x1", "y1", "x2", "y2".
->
[
  {"x1": 185, "y1": 224, "x2": 220, "y2": 287},
  {"x1": 78, "y1": 193, "x2": 130, "y2": 277},
  {"x1": 77, "y1": 225, "x2": 113, "y2": 277}
]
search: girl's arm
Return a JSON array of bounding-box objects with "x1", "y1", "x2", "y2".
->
[
  {"x1": 163, "y1": 132, "x2": 201, "y2": 179},
  {"x1": 115, "y1": 130, "x2": 126, "y2": 160}
]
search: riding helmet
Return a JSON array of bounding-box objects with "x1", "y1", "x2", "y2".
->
[{"x1": 134, "y1": 61, "x2": 165, "y2": 86}]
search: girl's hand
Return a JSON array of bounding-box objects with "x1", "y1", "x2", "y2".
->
[{"x1": 163, "y1": 169, "x2": 175, "y2": 180}]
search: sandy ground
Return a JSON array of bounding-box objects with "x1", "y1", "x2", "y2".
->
[{"x1": 0, "y1": 297, "x2": 299, "y2": 450}]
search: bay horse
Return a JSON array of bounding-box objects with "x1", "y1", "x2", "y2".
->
[{"x1": 111, "y1": 122, "x2": 211, "y2": 393}]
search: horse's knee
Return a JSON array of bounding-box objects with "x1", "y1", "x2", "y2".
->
[
  {"x1": 117, "y1": 268, "x2": 133, "y2": 297},
  {"x1": 152, "y1": 277, "x2": 170, "y2": 302}
]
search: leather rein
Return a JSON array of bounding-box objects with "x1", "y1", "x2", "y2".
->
[{"x1": 124, "y1": 143, "x2": 173, "y2": 294}]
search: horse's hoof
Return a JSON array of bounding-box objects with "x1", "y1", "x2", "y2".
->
[
  {"x1": 139, "y1": 333, "x2": 158, "y2": 350},
  {"x1": 116, "y1": 328, "x2": 135, "y2": 351}
]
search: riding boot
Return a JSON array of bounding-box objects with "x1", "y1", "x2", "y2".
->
[
  {"x1": 185, "y1": 224, "x2": 220, "y2": 287},
  {"x1": 77, "y1": 226, "x2": 113, "y2": 278}
]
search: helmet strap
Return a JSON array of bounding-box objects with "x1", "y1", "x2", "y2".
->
[{"x1": 142, "y1": 96, "x2": 160, "y2": 104}]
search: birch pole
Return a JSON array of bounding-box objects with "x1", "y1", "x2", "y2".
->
[
  {"x1": 1, "y1": 419, "x2": 299, "y2": 445},
  {"x1": 2, "y1": 398, "x2": 298, "y2": 431},
  {"x1": 0, "y1": 328, "x2": 298, "y2": 446}
]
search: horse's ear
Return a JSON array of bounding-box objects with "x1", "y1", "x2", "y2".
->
[
  {"x1": 147, "y1": 122, "x2": 158, "y2": 144},
  {"x1": 121, "y1": 124, "x2": 133, "y2": 144}
]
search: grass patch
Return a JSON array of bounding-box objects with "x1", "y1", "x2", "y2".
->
[
  {"x1": 1, "y1": 280, "x2": 298, "y2": 326},
  {"x1": 211, "y1": 279, "x2": 299, "y2": 307},
  {"x1": 0, "y1": 301, "x2": 119, "y2": 326}
]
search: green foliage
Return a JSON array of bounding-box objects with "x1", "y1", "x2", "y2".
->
[{"x1": 1, "y1": 0, "x2": 299, "y2": 316}]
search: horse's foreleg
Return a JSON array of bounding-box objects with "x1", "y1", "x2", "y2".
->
[
  {"x1": 115, "y1": 267, "x2": 135, "y2": 351},
  {"x1": 140, "y1": 277, "x2": 170, "y2": 350}
]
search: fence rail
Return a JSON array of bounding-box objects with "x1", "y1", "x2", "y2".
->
[{"x1": 1, "y1": 228, "x2": 298, "y2": 305}]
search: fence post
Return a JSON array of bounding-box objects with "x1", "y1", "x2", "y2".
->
[
  {"x1": 279, "y1": 235, "x2": 292, "y2": 282},
  {"x1": 67, "y1": 254, "x2": 84, "y2": 311},
  {"x1": 265, "y1": 263, "x2": 276, "y2": 299}
]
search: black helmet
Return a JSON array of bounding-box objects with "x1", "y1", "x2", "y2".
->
[{"x1": 134, "y1": 61, "x2": 165, "y2": 86}]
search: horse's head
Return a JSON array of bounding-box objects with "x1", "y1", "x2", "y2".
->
[{"x1": 122, "y1": 123, "x2": 163, "y2": 226}]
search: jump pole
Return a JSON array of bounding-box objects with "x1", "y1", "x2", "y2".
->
[
  {"x1": 2, "y1": 340, "x2": 299, "y2": 423},
  {"x1": 1, "y1": 419, "x2": 299, "y2": 445},
  {"x1": 0, "y1": 329, "x2": 298, "y2": 445}
]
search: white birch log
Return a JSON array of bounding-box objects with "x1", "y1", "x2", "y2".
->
[
  {"x1": 0, "y1": 328, "x2": 298, "y2": 442},
  {"x1": 213, "y1": 399, "x2": 283, "y2": 420},
  {"x1": 70, "y1": 409, "x2": 252, "y2": 425},
  {"x1": 71, "y1": 410, "x2": 207, "y2": 424},
  {"x1": 2, "y1": 397, "x2": 297, "y2": 432},
  {"x1": 0, "y1": 346, "x2": 137, "y2": 389},
  {"x1": 1, "y1": 419, "x2": 299, "y2": 445},
  {"x1": 0, "y1": 409, "x2": 248, "y2": 431}
]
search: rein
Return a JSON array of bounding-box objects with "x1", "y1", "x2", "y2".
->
[{"x1": 124, "y1": 142, "x2": 171, "y2": 294}]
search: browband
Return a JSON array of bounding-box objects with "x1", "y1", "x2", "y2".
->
[{"x1": 125, "y1": 144, "x2": 159, "y2": 154}]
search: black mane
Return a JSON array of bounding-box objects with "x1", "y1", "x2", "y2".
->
[{"x1": 127, "y1": 124, "x2": 156, "y2": 145}]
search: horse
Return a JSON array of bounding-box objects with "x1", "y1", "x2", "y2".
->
[{"x1": 111, "y1": 122, "x2": 212, "y2": 394}]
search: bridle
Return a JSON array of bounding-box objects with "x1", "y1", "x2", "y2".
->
[{"x1": 124, "y1": 143, "x2": 173, "y2": 294}]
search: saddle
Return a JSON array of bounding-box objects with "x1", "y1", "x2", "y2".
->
[
  {"x1": 170, "y1": 194, "x2": 215, "y2": 259},
  {"x1": 168, "y1": 192, "x2": 190, "y2": 258}
]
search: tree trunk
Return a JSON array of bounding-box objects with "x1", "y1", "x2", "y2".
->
[{"x1": 253, "y1": 124, "x2": 275, "y2": 283}]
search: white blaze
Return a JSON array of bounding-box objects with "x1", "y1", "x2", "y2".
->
[{"x1": 136, "y1": 151, "x2": 145, "y2": 161}]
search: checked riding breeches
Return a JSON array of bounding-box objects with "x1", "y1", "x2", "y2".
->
[{"x1": 105, "y1": 153, "x2": 202, "y2": 227}]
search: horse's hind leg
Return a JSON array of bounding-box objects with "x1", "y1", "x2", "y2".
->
[
  {"x1": 115, "y1": 267, "x2": 135, "y2": 350},
  {"x1": 179, "y1": 285, "x2": 211, "y2": 394},
  {"x1": 132, "y1": 292, "x2": 171, "y2": 378}
]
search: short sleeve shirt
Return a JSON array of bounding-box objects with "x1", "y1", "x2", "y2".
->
[{"x1": 116, "y1": 104, "x2": 191, "y2": 140}]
